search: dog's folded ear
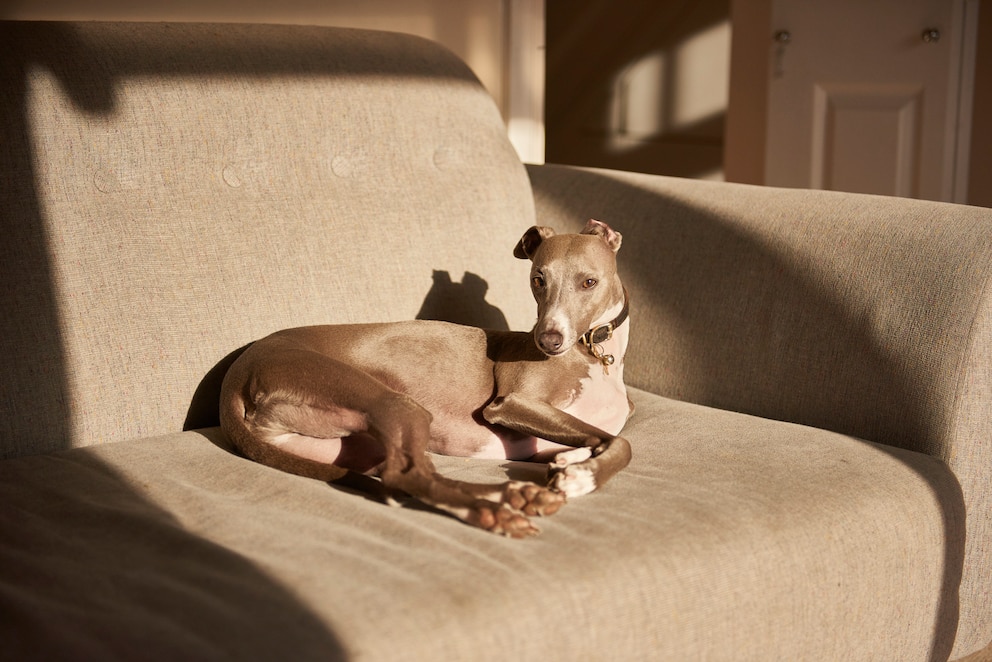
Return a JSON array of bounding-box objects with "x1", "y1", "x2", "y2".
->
[
  {"x1": 514, "y1": 225, "x2": 557, "y2": 260},
  {"x1": 581, "y1": 219, "x2": 622, "y2": 253}
]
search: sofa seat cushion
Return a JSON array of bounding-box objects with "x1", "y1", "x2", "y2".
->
[{"x1": 0, "y1": 389, "x2": 962, "y2": 661}]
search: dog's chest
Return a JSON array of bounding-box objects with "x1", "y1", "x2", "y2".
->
[
  {"x1": 426, "y1": 362, "x2": 629, "y2": 459},
  {"x1": 559, "y1": 362, "x2": 629, "y2": 437}
]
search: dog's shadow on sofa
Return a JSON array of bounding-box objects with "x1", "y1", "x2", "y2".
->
[
  {"x1": 184, "y1": 343, "x2": 253, "y2": 434},
  {"x1": 415, "y1": 270, "x2": 510, "y2": 331}
]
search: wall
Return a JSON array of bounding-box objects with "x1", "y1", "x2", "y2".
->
[{"x1": 544, "y1": 0, "x2": 732, "y2": 181}]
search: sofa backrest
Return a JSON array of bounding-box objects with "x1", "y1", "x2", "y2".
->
[{"x1": 0, "y1": 22, "x2": 537, "y2": 457}]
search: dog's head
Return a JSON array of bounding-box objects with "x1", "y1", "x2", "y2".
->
[{"x1": 514, "y1": 219, "x2": 624, "y2": 356}]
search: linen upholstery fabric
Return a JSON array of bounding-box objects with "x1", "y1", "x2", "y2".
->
[
  {"x1": 528, "y1": 164, "x2": 992, "y2": 658},
  {"x1": 0, "y1": 390, "x2": 965, "y2": 661},
  {"x1": 1, "y1": 21, "x2": 991, "y2": 660},
  {"x1": 0, "y1": 21, "x2": 536, "y2": 458}
]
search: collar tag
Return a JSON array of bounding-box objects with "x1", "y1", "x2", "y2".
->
[{"x1": 583, "y1": 340, "x2": 615, "y2": 374}]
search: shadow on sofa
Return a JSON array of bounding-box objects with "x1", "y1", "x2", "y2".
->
[
  {"x1": 416, "y1": 270, "x2": 510, "y2": 331},
  {"x1": 0, "y1": 441, "x2": 350, "y2": 660}
]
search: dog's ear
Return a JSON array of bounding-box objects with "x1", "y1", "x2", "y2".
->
[
  {"x1": 514, "y1": 226, "x2": 556, "y2": 260},
  {"x1": 581, "y1": 219, "x2": 622, "y2": 253}
]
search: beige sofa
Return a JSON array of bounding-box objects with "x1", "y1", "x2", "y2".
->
[{"x1": 1, "y1": 21, "x2": 990, "y2": 661}]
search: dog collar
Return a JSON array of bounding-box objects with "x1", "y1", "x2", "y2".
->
[{"x1": 579, "y1": 288, "x2": 629, "y2": 373}]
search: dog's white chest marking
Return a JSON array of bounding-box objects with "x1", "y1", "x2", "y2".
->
[
  {"x1": 561, "y1": 361, "x2": 629, "y2": 437},
  {"x1": 430, "y1": 360, "x2": 628, "y2": 460}
]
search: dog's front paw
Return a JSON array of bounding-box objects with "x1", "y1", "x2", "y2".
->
[
  {"x1": 548, "y1": 448, "x2": 598, "y2": 498},
  {"x1": 502, "y1": 481, "x2": 566, "y2": 517},
  {"x1": 469, "y1": 501, "x2": 541, "y2": 538},
  {"x1": 549, "y1": 464, "x2": 597, "y2": 498}
]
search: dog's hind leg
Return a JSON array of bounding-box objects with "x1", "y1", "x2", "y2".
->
[
  {"x1": 363, "y1": 391, "x2": 563, "y2": 535},
  {"x1": 223, "y1": 344, "x2": 559, "y2": 537}
]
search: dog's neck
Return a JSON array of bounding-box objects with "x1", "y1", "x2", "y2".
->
[{"x1": 579, "y1": 288, "x2": 630, "y2": 373}]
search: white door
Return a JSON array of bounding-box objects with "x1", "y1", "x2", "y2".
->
[{"x1": 765, "y1": 0, "x2": 976, "y2": 202}]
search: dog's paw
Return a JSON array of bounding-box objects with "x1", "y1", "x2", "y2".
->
[
  {"x1": 548, "y1": 447, "x2": 598, "y2": 498},
  {"x1": 548, "y1": 464, "x2": 597, "y2": 498},
  {"x1": 502, "y1": 481, "x2": 566, "y2": 517},
  {"x1": 469, "y1": 501, "x2": 540, "y2": 538},
  {"x1": 548, "y1": 447, "x2": 597, "y2": 497}
]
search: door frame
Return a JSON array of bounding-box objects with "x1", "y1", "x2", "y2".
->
[{"x1": 952, "y1": 0, "x2": 980, "y2": 202}]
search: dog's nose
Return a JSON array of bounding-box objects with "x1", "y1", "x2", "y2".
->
[{"x1": 538, "y1": 330, "x2": 564, "y2": 354}]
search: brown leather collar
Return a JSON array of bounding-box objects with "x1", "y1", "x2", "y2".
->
[
  {"x1": 579, "y1": 288, "x2": 629, "y2": 373},
  {"x1": 580, "y1": 287, "x2": 629, "y2": 347}
]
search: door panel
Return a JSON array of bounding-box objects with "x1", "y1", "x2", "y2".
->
[{"x1": 811, "y1": 83, "x2": 922, "y2": 196}]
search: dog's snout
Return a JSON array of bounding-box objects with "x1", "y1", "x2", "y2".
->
[{"x1": 538, "y1": 330, "x2": 564, "y2": 354}]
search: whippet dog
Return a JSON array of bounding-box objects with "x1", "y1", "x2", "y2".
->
[{"x1": 220, "y1": 219, "x2": 633, "y2": 537}]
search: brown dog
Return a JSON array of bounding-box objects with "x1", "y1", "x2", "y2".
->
[{"x1": 219, "y1": 219, "x2": 632, "y2": 537}]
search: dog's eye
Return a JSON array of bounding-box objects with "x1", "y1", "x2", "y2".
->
[
  {"x1": 532, "y1": 275, "x2": 545, "y2": 289},
  {"x1": 582, "y1": 278, "x2": 598, "y2": 289}
]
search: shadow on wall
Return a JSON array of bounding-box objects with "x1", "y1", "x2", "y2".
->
[
  {"x1": 545, "y1": 0, "x2": 731, "y2": 179},
  {"x1": 527, "y1": 164, "x2": 968, "y2": 662}
]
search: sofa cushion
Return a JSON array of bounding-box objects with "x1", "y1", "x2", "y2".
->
[{"x1": 0, "y1": 389, "x2": 962, "y2": 661}]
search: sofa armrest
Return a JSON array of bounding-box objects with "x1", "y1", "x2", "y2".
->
[
  {"x1": 528, "y1": 163, "x2": 992, "y2": 653},
  {"x1": 528, "y1": 164, "x2": 990, "y2": 453}
]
